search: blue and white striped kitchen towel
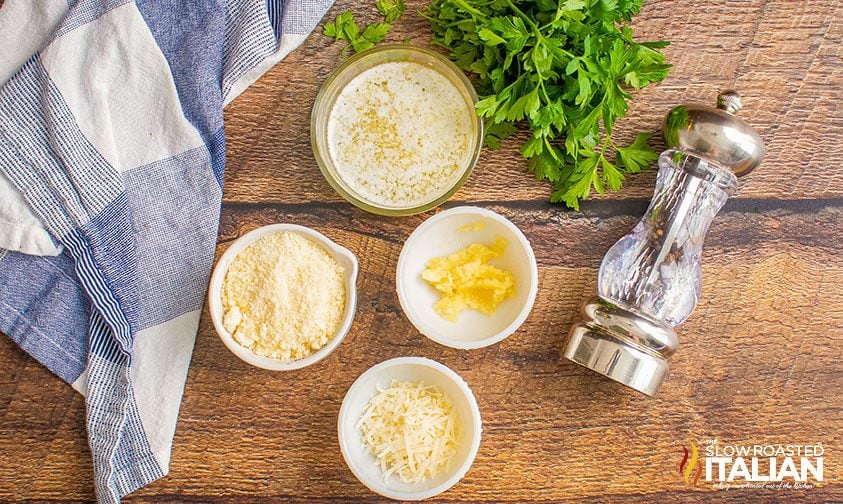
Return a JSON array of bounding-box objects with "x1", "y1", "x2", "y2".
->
[{"x1": 0, "y1": 0, "x2": 332, "y2": 501}]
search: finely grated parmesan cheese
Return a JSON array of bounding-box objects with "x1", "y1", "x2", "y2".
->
[
  {"x1": 221, "y1": 232, "x2": 345, "y2": 360},
  {"x1": 357, "y1": 381, "x2": 460, "y2": 483},
  {"x1": 327, "y1": 61, "x2": 474, "y2": 208}
]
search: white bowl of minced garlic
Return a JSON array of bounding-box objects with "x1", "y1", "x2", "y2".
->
[
  {"x1": 396, "y1": 206, "x2": 538, "y2": 349},
  {"x1": 208, "y1": 224, "x2": 358, "y2": 370}
]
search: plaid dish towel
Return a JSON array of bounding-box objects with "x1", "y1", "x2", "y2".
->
[{"x1": 0, "y1": 0, "x2": 332, "y2": 501}]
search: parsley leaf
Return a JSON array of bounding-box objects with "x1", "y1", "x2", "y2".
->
[
  {"x1": 484, "y1": 121, "x2": 517, "y2": 149},
  {"x1": 376, "y1": 0, "x2": 406, "y2": 23},
  {"x1": 616, "y1": 132, "x2": 659, "y2": 172},
  {"x1": 427, "y1": 0, "x2": 670, "y2": 208},
  {"x1": 362, "y1": 22, "x2": 392, "y2": 43},
  {"x1": 324, "y1": 1, "x2": 405, "y2": 54}
]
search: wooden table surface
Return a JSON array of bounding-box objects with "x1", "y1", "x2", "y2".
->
[{"x1": 1, "y1": 0, "x2": 841, "y2": 502}]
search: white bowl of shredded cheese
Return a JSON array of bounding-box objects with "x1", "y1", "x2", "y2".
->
[
  {"x1": 397, "y1": 206, "x2": 539, "y2": 349},
  {"x1": 208, "y1": 224, "x2": 358, "y2": 370},
  {"x1": 338, "y1": 357, "x2": 481, "y2": 500}
]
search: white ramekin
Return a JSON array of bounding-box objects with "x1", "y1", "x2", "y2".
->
[
  {"x1": 338, "y1": 357, "x2": 482, "y2": 500},
  {"x1": 208, "y1": 224, "x2": 358, "y2": 370},
  {"x1": 396, "y1": 206, "x2": 539, "y2": 349}
]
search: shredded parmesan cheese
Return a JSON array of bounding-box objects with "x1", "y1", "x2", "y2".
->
[
  {"x1": 357, "y1": 381, "x2": 460, "y2": 483},
  {"x1": 221, "y1": 232, "x2": 345, "y2": 360}
]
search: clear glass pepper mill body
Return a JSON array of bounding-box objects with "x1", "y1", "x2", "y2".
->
[
  {"x1": 597, "y1": 150, "x2": 739, "y2": 327},
  {"x1": 563, "y1": 91, "x2": 764, "y2": 396}
]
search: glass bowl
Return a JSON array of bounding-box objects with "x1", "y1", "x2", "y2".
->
[{"x1": 311, "y1": 45, "x2": 483, "y2": 216}]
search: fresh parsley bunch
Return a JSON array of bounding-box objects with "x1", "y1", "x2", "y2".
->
[{"x1": 425, "y1": 0, "x2": 670, "y2": 209}]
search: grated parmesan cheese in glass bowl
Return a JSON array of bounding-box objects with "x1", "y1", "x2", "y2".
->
[
  {"x1": 312, "y1": 45, "x2": 483, "y2": 216},
  {"x1": 338, "y1": 357, "x2": 482, "y2": 500}
]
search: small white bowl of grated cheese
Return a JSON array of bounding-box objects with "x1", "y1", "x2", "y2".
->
[
  {"x1": 338, "y1": 357, "x2": 482, "y2": 500},
  {"x1": 208, "y1": 223, "x2": 358, "y2": 370}
]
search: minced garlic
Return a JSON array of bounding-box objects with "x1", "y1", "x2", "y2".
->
[
  {"x1": 357, "y1": 381, "x2": 459, "y2": 483},
  {"x1": 458, "y1": 221, "x2": 486, "y2": 232},
  {"x1": 422, "y1": 238, "x2": 515, "y2": 321},
  {"x1": 327, "y1": 61, "x2": 474, "y2": 208},
  {"x1": 221, "y1": 232, "x2": 345, "y2": 360}
]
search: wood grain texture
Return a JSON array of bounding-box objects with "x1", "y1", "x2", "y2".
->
[{"x1": 1, "y1": 0, "x2": 842, "y2": 502}]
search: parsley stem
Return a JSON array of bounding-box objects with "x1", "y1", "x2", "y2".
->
[
  {"x1": 504, "y1": 0, "x2": 576, "y2": 62},
  {"x1": 538, "y1": 80, "x2": 551, "y2": 103},
  {"x1": 504, "y1": 0, "x2": 538, "y2": 29},
  {"x1": 452, "y1": 0, "x2": 485, "y2": 18}
]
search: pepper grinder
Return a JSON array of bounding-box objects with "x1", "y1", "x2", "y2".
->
[{"x1": 563, "y1": 90, "x2": 765, "y2": 396}]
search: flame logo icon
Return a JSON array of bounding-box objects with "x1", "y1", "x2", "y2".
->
[{"x1": 679, "y1": 440, "x2": 703, "y2": 485}]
